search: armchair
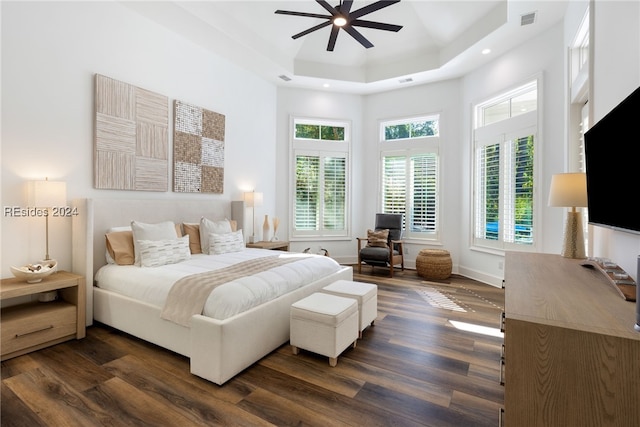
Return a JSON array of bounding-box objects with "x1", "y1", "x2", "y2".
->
[{"x1": 356, "y1": 213, "x2": 404, "y2": 277}]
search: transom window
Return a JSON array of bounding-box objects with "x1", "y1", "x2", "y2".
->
[{"x1": 382, "y1": 115, "x2": 439, "y2": 140}]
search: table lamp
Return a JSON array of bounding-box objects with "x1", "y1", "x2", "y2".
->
[
  {"x1": 28, "y1": 178, "x2": 67, "y2": 261},
  {"x1": 548, "y1": 173, "x2": 587, "y2": 259},
  {"x1": 244, "y1": 190, "x2": 263, "y2": 244}
]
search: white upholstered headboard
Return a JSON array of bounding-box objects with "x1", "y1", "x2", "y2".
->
[{"x1": 71, "y1": 198, "x2": 242, "y2": 326}]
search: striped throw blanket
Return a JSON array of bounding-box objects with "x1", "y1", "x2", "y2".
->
[{"x1": 160, "y1": 255, "x2": 304, "y2": 326}]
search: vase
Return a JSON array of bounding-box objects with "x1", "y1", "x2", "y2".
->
[
  {"x1": 263, "y1": 214, "x2": 270, "y2": 242},
  {"x1": 271, "y1": 217, "x2": 280, "y2": 241}
]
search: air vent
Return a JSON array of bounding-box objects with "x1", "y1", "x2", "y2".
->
[
  {"x1": 521, "y1": 11, "x2": 537, "y2": 26},
  {"x1": 278, "y1": 74, "x2": 292, "y2": 82},
  {"x1": 399, "y1": 77, "x2": 413, "y2": 84}
]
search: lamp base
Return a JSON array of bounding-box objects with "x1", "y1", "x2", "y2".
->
[{"x1": 561, "y1": 211, "x2": 586, "y2": 259}]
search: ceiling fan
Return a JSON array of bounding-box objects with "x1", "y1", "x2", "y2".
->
[{"x1": 275, "y1": 0, "x2": 403, "y2": 51}]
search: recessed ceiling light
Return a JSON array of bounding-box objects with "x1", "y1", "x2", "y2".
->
[
  {"x1": 482, "y1": 48, "x2": 491, "y2": 55},
  {"x1": 323, "y1": 83, "x2": 330, "y2": 88}
]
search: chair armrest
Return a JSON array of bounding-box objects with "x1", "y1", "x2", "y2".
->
[
  {"x1": 356, "y1": 237, "x2": 367, "y2": 251},
  {"x1": 390, "y1": 240, "x2": 404, "y2": 254}
]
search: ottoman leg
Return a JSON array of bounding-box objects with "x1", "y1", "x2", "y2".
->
[
  {"x1": 292, "y1": 345, "x2": 299, "y2": 355},
  {"x1": 329, "y1": 357, "x2": 337, "y2": 367}
]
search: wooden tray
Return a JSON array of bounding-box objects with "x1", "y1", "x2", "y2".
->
[{"x1": 581, "y1": 259, "x2": 636, "y2": 301}]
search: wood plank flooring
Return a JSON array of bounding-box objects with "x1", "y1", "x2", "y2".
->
[{"x1": 1, "y1": 268, "x2": 505, "y2": 426}]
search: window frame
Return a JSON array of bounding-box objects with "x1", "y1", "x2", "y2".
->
[
  {"x1": 289, "y1": 116, "x2": 351, "y2": 241},
  {"x1": 471, "y1": 78, "x2": 541, "y2": 253},
  {"x1": 379, "y1": 114, "x2": 441, "y2": 242}
]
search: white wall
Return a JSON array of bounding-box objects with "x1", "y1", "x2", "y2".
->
[
  {"x1": 589, "y1": 0, "x2": 640, "y2": 277},
  {"x1": 1, "y1": 2, "x2": 277, "y2": 277}
]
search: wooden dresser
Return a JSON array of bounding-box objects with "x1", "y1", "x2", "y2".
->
[{"x1": 503, "y1": 252, "x2": 640, "y2": 426}]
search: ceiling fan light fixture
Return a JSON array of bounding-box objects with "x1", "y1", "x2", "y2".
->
[
  {"x1": 276, "y1": 0, "x2": 403, "y2": 51},
  {"x1": 333, "y1": 16, "x2": 347, "y2": 27}
]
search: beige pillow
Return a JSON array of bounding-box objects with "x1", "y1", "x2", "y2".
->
[
  {"x1": 182, "y1": 223, "x2": 202, "y2": 254},
  {"x1": 105, "y1": 230, "x2": 135, "y2": 265},
  {"x1": 367, "y1": 229, "x2": 389, "y2": 248}
]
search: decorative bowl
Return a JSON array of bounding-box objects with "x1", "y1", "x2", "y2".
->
[{"x1": 10, "y1": 261, "x2": 58, "y2": 283}]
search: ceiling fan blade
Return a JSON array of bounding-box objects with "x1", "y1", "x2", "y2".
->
[
  {"x1": 275, "y1": 10, "x2": 331, "y2": 20},
  {"x1": 292, "y1": 21, "x2": 333, "y2": 40},
  {"x1": 341, "y1": 0, "x2": 354, "y2": 15},
  {"x1": 344, "y1": 26, "x2": 374, "y2": 49},
  {"x1": 327, "y1": 25, "x2": 340, "y2": 51},
  {"x1": 316, "y1": 0, "x2": 338, "y2": 15},
  {"x1": 350, "y1": 0, "x2": 401, "y2": 20},
  {"x1": 351, "y1": 19, "x2": 402, "y2": 32}
]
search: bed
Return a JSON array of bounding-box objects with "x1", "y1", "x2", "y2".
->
[{"x1": 71, "y1": 198, "x2": 352, "y2": 385}]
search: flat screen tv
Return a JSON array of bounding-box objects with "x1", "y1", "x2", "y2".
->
[{"x1": 584, "y1": 85, "x2": 640, "y2": 234}]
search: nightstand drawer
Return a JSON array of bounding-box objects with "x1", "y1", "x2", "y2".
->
[{"x1": 1, "y1": 301, "x2": 76, "y2": 357}]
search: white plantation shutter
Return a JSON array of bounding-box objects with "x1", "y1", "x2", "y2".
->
[
  {"x1": 475, "y1": 142, "x2": 501, "y2": 240},
  {"x1": 473, "y1": 127, "x2": 536, "y2": 249},
  {"x1": 295, "y1": 155, "x2": 320, "y2": 231},
  {"x1": 323, "y1": 156, "x2": 346, "y2": 230},
  {"x1": 382, "y1": 156, "x2": 406, "y2": 214},
  {"x1": 382, "y1": 153, "x2": 438, "y2": 238},
  {"x1": 510, "y1": 135, "x2": 534, "y2": 244},
  {"x1": 410, "y1": 154, "x2": 437, "y2": 233}
]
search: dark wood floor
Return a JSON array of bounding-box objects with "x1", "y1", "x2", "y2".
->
[{"x1": 1, "y1": 268, "x2": 505, "y2": 426}]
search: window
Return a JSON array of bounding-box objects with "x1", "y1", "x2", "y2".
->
[
  {"x1": 473, "y1": 81, "x2": 538, "y2": 251},
  {"x1": 291, "y1": 117, "x2": 350, "y2": 239},
  {"x1": 380, "y1": 115, "x2": 440, "y2": 240}
]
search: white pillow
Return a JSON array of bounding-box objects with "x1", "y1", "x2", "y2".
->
[
  {"x1": 199, "y1": 217, "x2": 232, "y2": 254},
  {"x1": 131, "y1": 220, "x2": 179, "y2": 265},
  {"x1": 209, "y1": 230, "x2": 244, "y2": 255},
  {"x1": 138, "y1": 235, "x2": 190, "y2": 267}
]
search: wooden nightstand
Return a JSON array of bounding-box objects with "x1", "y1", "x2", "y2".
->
[
  {"x1": 246, "y1": 241, "x2": 290, "y2": 251},
  {"x1": 1, "y1": 271, "x2": 85, "y2": 361}
]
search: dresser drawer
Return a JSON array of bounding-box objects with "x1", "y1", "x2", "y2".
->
[{"x1": 1, "y1": 301, "x2": 77, "y2": 357}]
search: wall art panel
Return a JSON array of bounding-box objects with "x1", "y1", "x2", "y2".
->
[
  {"x1": 173, "y1": 100, "x2": 225, "y2": 193},
  {"x1": 94, "y1": 74, "x2": 168, "y2": 191}
]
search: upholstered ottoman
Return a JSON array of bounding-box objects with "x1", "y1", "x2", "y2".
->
[
  {"x1": 321, "y1": 280, "x2": 377, "y2": 338},
  {"x1": 290, "y1": 292, "x2": 359, "y2": 367},
  {"x1": 416, "y1": 249, "x2": 452, "y2": 280}
]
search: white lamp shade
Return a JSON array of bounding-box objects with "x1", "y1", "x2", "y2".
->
[
  {"x1": 244, "y1": 191, "x2": 263, "y2": 208},
  {"x1": 548, "y1": 173, "x2": 587, "y2": 208},
  {"x1": 28, "y1": 180, "x2": 67, "y2": 208}
]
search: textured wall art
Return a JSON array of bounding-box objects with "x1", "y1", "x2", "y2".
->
[
  {"x1": 173, "y1": 100, "x2": 225, "y2": 193},
  {"x1": 94, "y1": 74, "x2": 169, "y2": 191}
]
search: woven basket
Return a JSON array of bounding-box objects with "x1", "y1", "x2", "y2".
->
[{"x1": 416, "y1": 249, "x2": 452, "y2": 280}]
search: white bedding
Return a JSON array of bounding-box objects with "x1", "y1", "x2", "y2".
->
[{"x1": 94, "y1": 248, "x2": 342, "y2": 320}]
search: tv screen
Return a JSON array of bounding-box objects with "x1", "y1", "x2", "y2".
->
[{"x1": 584, "y1": 85, "x2": 640, "y2": 234}]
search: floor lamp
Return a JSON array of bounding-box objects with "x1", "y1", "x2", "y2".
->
[
  {"x1": 28, "y1": 178, "x2": 67, "y2": 262},
  {"x1": 548, "y1": 173, "x2": 587, "y2": 259},
  {"x1": 244, "y1": 190, "x2": 263, "y2": 243}
]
